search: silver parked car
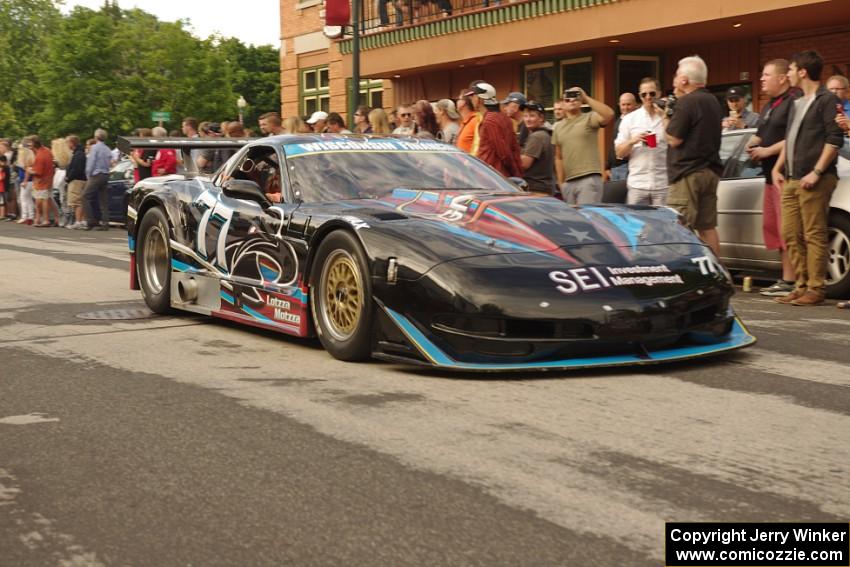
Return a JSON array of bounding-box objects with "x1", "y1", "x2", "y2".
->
[
  {"x1": 602, "y1": 129, "x2": 849, "y2": 298},
  {"x1": 717, "y1": 128, "x2": 850, "y2": 298}
]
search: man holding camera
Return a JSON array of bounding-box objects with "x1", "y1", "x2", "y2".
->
[
  {"x1": 664, "y1": 55, "x2": 724, "y2": 256},
  {"x1": 552, "y1": 87, "x2": 614, "y2": 204}
]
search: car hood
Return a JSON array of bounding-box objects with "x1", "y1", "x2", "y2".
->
[{"x1": 308, "y1": 189, "x2": 703, "y2": 276}]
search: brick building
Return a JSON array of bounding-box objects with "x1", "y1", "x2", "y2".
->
[{"x1": 279, "y1": 0, "x2": 849, "y2": 131}]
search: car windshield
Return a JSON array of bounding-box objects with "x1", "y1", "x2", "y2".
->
[
  {"x1": 283, "y1": 147, "x2": 518, "y2": 203},
  {"x1": 110, "y1": 159, "x2": 133, "y2": 181},
  {"x1": 719, "y1": 132, "x2": 746, "y2": 165}
]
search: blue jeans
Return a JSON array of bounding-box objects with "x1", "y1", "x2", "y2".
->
[{"x1": 610, "y1": 163, "x2": 629, "y2": 181}]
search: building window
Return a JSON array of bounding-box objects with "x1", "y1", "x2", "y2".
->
[
  {"x1": 358, "y1": 79, "x2": 384, "y2": 109},
  {"x1": 301, "y1": 66, "x2": 330, "y2": 116},
  {"x1": 616, "y1": 55, "x2": 661, "y2": 98},
  {"x1": 524, "y1": 62, "x2": 556, "y2": 112},
  {"x1": 561, "y1": 56, "x2": 594, "y2": 97},
  {"x1": 523, "y1": 57, "x2": 593, "y2": 119}
]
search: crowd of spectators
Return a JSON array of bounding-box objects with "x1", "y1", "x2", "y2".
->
[{"x1": 2, "y1": 50, "x2": 848, "y2": 307}]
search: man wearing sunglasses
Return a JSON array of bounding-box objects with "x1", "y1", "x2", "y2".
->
[
  {"x1": 614, "y1": 78, "x2": 669, "y2": 205},
  {"x1": 392, "y1": 105, "x2": 418, "y2": 136}
]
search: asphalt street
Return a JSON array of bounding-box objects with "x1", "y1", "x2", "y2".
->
[{"x1": 0, "y1": 221, "x2": 848, "y2": 566}]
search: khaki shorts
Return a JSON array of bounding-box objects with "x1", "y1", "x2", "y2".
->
[
  {"x1": 667, "y1": 168, "x2": 719, "y2": 230},
  {"x1": 33, "y1": 189, "x2": 50, "y2": 201},
  {"x1": 68, "y1": 180, "x2": 86, "y2": 208}
]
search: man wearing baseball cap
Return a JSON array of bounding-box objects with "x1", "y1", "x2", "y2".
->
[
  {"x1": 465, "y1": 80, "x2": 522, "y2": 177},
  {"x1": 519, "y1": 101, "x2": 554, "y2": 195},
  {"x1": 501, "y1": 91, "x2": 526, "y2": 134},
  {"x1": 306, "y1": 111, "x2": 329, "y2": 133},
  {"x1": 722, "y1": 86, "x2": 759, "y2": 130}
]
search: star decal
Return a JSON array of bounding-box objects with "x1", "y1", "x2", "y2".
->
[{"x1": 566, "y1": 227, "x2": 592, "y2": 242}]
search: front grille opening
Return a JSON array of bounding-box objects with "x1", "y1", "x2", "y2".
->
[
  {"x1": 433, "y1": 314, "x2": 595, "y2": 340},
  {"x1": 505, "y1": 319, "x2": 553, "y2": 338},
  {"x1": 689, "y1": 304, "x2": 720, "y2": 326},
  {"x1": 433, "y1": 314, "x2": 503, "y2": 337}
]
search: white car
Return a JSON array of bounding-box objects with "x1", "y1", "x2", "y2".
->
[{"x1": 717, "y1": 128, "x2": 850, "y2": 298}]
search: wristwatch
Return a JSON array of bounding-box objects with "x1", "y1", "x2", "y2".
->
[{"x1": 813, "y1": 167, "x2": 823, "y2": 176}]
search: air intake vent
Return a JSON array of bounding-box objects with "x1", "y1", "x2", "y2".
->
[{"x1": 358, "y1": 209, "x2": 408, "y2": 221}]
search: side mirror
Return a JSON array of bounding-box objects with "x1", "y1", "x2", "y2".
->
[
  {"x1": 507, "y1": 177, "x2": 529, "y2": 192},
  {"x1": 222, "y1": 179, "x2": 270, "y2": 207}
]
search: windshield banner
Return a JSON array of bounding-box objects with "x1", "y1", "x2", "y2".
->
[{"x1": 284, "y1": 138, "x2": 462, "y2": 157}]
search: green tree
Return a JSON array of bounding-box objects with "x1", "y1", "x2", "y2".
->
[
  {"x1": 2, "y1": 1, "x2": 280, "y2": 141},
  {"x1": 36, "y1": 4, "x2": 238, "y2": 139},
  {"x1": 0, "y1": 0, "x2": 61, "y2": 138},
  {"x1": 219, "y1": 37, "x2": 281, "y2": 127}
]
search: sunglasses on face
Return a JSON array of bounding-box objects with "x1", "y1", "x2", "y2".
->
[
  {"x1": 728, "y1": 97, "x2": 742, "y2": 102},
  {"x1": 400, "y1": 113, "x2": 411, "y2": 117},
  {"x1": 639, "y1": 91, "x2": 657, "y2": 98}
]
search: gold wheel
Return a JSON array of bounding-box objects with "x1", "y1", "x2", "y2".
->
[{"x1": 320, "y1": 250, "x2": 363, "y2": 341}]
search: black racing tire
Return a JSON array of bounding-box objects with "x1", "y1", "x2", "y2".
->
[
  {"x1": 310, "y1": 231, "x2": 374, "y2": 361},
  {"x1": 826, "y1": 211, "x2": 850, "y2": 299},
  {"x1": 137, "y1": 207, "x2": 174, "y2": 314}
]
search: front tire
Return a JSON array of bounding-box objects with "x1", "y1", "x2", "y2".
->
[
  {"x1": 137, "y1": 207, "x2": 173, "y2": 314},
  {"x1": 826, "y1": 212, "x2": 850, "y2": 299},
  {"x1": 310, "y1": 231, "x2": 374, "y2": 361}
]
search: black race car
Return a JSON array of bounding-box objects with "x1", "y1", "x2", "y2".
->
[{"x1": 119, "y1": 134, "x2": 754, "y2": 371}]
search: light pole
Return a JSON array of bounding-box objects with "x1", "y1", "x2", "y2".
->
[
  {"x1": 349, "y1": 0, "x2": 360, "y2": 125},
  {"x1": 237, "y1": 95, "x2": 247, "y2": 124}
]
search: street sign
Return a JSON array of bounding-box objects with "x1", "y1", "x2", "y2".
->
[{"x1": 151, "y1": 111, "x2": 171, "y2": 123}]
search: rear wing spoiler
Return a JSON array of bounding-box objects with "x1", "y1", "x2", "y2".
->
[{"x1": 117, "y1": 136, "x2": 256, "y2": 175}]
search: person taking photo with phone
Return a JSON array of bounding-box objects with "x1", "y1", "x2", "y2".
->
[{"x1": 552, "y1": 86, "x2": 614, "y2": 204}]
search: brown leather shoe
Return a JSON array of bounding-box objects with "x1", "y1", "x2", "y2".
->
[
  {"x1": 791, "y1": 290, "x2": 826, "y2": 306},
  {"x1": 774, "y1": 288, "x2": 806, "y2": 304}
]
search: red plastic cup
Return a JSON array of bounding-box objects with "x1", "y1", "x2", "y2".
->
[{"x1": 645, "y1": 132, "x2": 657, "y2": 148}]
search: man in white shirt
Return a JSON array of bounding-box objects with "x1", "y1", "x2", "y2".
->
[
  {"x1": 614, "y1": 77, "x2": 669, "y2": 205},
  {"x1": 392, "y1": 105, "x2": 417, "y2": 135}
]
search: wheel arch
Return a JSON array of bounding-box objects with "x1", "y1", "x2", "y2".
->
[
  {"x1": 303, "y1": 220, "x2": 372, "y2": 287},
  {"x1": 133, "y1": 193, "x2": 180, "y2": 243},
  {"x1": 130, "y1": 193, "x2": 181, "y2": 290},
  {"x1": 829, "y1": 205, "x2": 850, "y2": 222}
]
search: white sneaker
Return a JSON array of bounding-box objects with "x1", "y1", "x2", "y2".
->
[{"x1": 760, "y1": 280, "x2": 795, "y2": 297}]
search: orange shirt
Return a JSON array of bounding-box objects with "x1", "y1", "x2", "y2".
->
[
  {"x1": 31, "y1": 146, "x2": 55, "y2": 190},
  {"x1": 456, "y1": 112, "x2": 480, "y2": 154}
]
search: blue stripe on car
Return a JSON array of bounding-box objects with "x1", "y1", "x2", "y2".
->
[{"x1": 382, "y1": 306, "x2": 756, "y2": 371}]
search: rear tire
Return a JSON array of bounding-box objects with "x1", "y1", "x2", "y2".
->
[
  {"x1": 310, "y1": 231, "x2": 374, "y2": 361},
  {"x1": 826, "y1": 212, "x2": 850, "y2": 299},
  {"x1": 137, "y1": 207, "x2": 173, "y2": 314}
]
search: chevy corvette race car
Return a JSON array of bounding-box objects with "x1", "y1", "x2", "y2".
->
[{"x1": 118, "y1": 134, "x2": 755, "y2": 371}]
